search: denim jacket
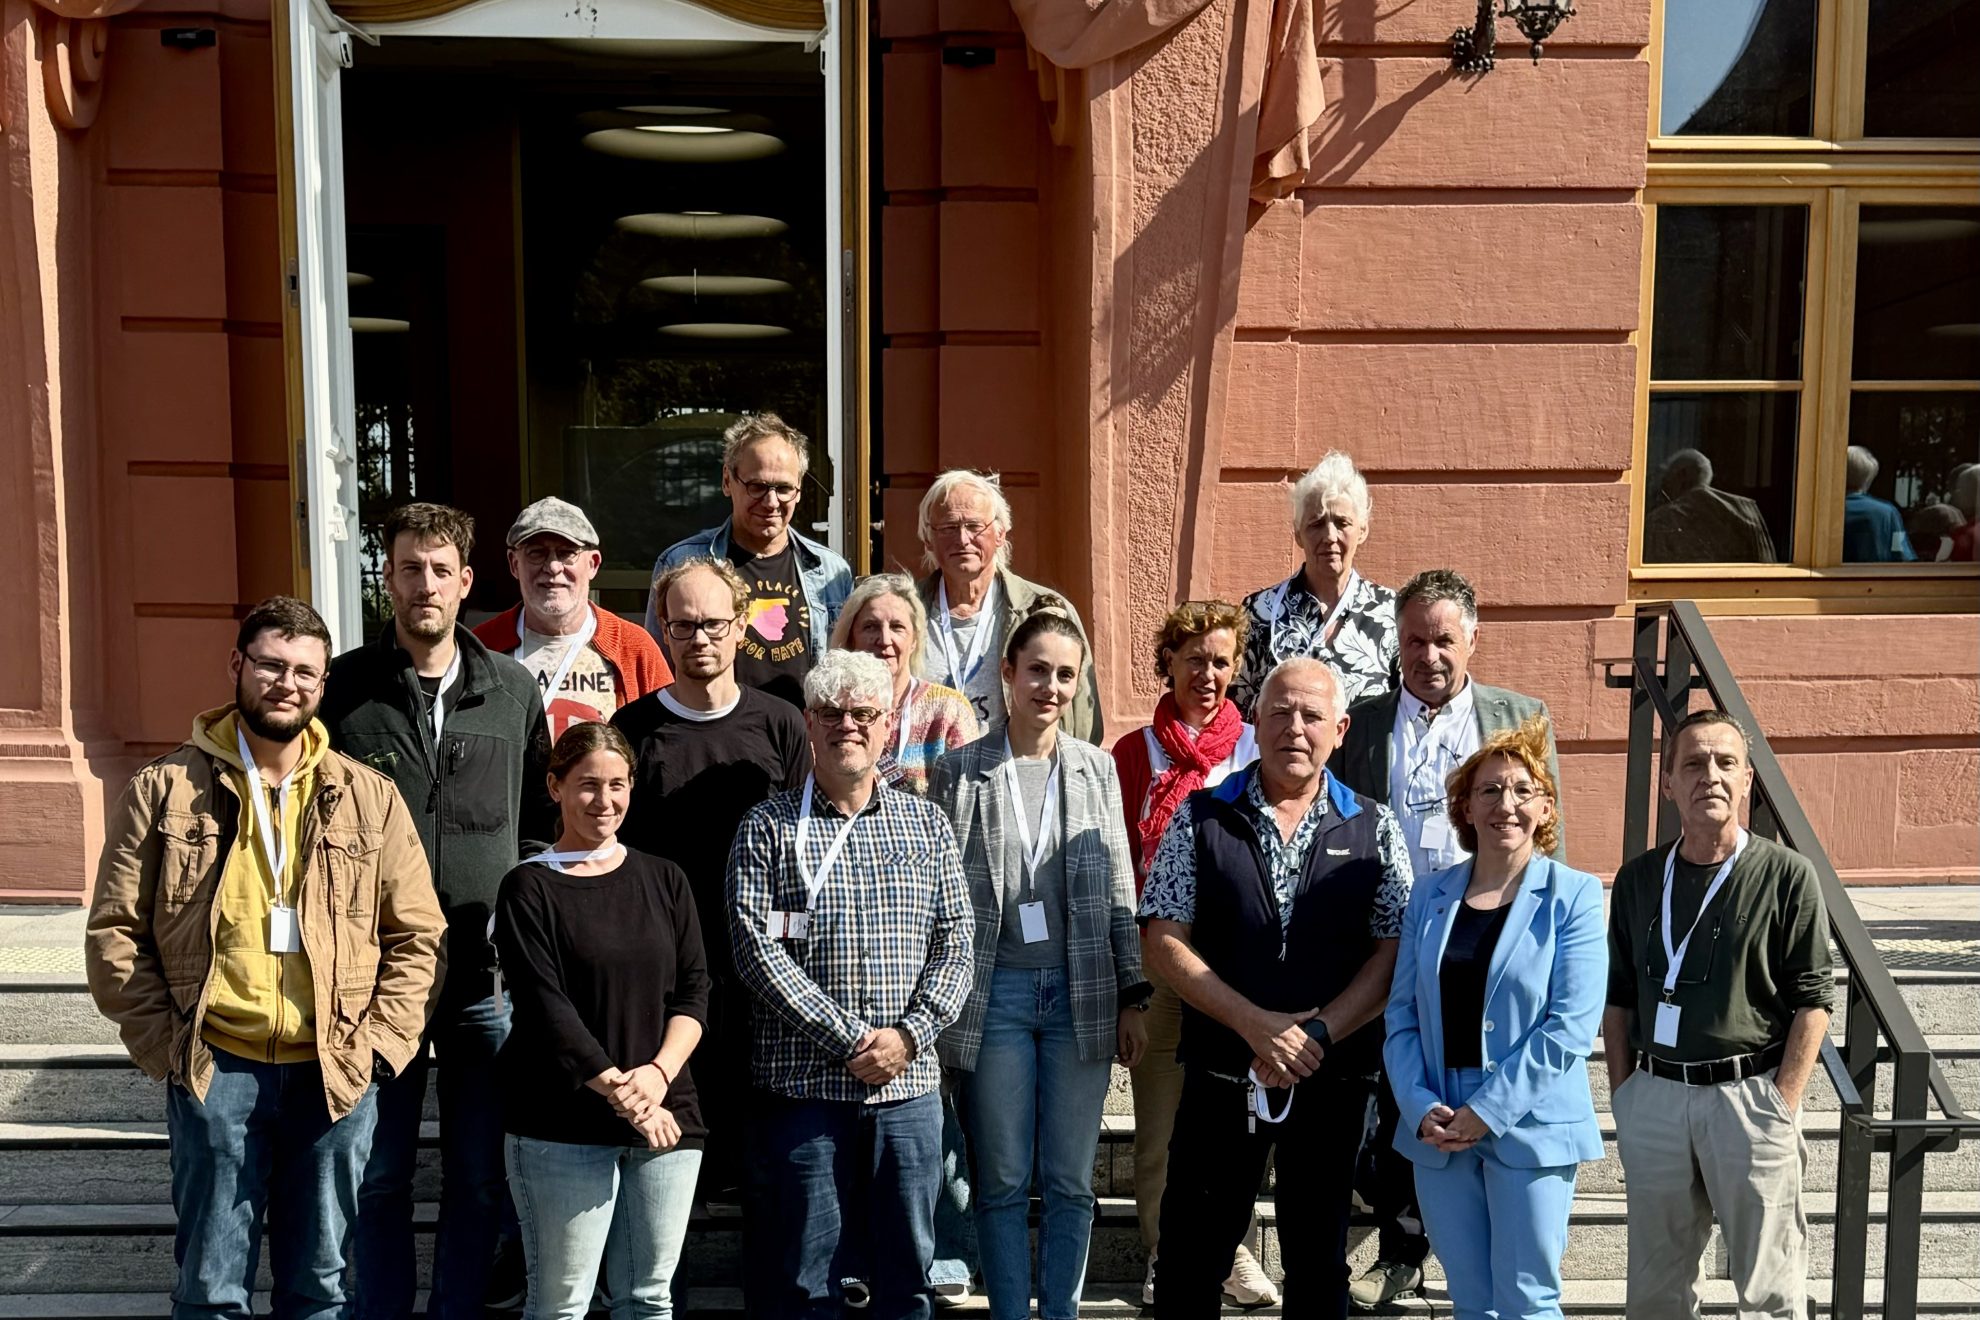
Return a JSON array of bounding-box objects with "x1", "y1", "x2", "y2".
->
[{"x1": 642, "y1": 517, "x2": 854, "y2": 657}]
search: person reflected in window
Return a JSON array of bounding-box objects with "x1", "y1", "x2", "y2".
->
[
  {"x1": 1950, "y1": 464, "x2": 1980, "y2": 563},
  {"x1": 1840, "y1": 446, "x2": 1917, "y2": 563},
  {"x1": 1908, "y1": 503, "x2": 1965, "y2": 563},
  {"x1": 1642, "y1": 449, "x2": 1778, "y2": 564}
]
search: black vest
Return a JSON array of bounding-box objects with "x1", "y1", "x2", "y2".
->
[{"x1": 1180, "y1": 769, "x2": 1387, "y2": 1079}]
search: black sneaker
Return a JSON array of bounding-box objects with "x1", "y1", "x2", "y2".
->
[{"x1": 485, "y1": 1238, "x2": 528, "y2": 1312}]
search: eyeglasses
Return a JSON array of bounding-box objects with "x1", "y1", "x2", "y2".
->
[
  {"x1": 1470, "y1": 782, "x2": 1545, "y2": 806},
  {"x1": 244, "y1": 654, "x2": 324, "y2": 693},
  {"x1": 931, "y1": 520, "x2": 992, "y2": 542},
  {"x1": 735, "y1": 477, "x2": 802, "y2": 505},
  {"x1": 811, "y1": 705, "x2": 885, "y2": 728},
  {"x1": 519, "y1": 542, "x2": 590, "y2": 567},
  {"x1": 664, "y1": 617, "x2": 737, "y2": 641}
]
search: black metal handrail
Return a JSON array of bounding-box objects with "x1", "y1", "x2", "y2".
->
[{"x1": 1615, "y1": 601, "x2": 1977, "y2": 1320}]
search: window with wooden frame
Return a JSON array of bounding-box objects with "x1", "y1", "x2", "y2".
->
[{"x1": 1635, "y1": 0, "x2": 1980, "y2": 608}]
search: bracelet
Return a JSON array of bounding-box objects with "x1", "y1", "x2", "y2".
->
[{"x1": 654, "y1": 1061, "x2": 674, "y2": 1086}]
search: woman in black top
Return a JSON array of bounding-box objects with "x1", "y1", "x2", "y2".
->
[{"x1": 494, "y1": 722, "x2": 710, "y2": 1320}]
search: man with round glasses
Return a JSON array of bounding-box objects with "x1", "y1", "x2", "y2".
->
[
  {"x1": 728, "y1": 648, "x2": 973, "y2": 1320},
  {"x1": 643, "y1": 413, "x2": 853, "y2": 708},
  {"x1": 613, "y1": 555, "x2": 810, "y2": 1202},
  {"x1": 474, "y1": 496, "x2": 671, "y2": 738}
]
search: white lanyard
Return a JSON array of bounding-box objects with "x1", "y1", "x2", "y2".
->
[
  {"x1": 514, "y1": 608, "x2": 598, "y2": 709},
  {"x1": 534, "y1": 841, "x2": 623, "y2": 872},
  {"x1": 235, "y1": 726, "x2": 299, "y2": 899},
  {"x1": 425, "y1": 646, "x2": 464, "y2": 747},
  {"x1": 936, "y1": 577, "x2": 1000, "y2": 688},
  {"x1": 1000, "y1": 741, "x2": 1060, "y2": 894},
  {"x1": 1266, "y1": 571, "x2": 1357, "y2": 660},
  {"x1": 894, "y1": 678, "x2": 919, "y2": 760},
  {"x1": 1246, "y1": 1067, "x2": 1295, "y2": 1129},
  {"x1": 795, "y1": 776, "x2": 861, "y2": 912},
  {"x1": 1659, "y1": 828, "x2": 1748, "y2": 999}
]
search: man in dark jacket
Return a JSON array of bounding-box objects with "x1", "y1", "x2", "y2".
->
[{"x1": 319, "y1": 502, "x2": 552, "y2": 1320}]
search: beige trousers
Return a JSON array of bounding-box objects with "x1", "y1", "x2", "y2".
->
[
  {"x1": 1613, "y1": 1068, "x2": 1811, "y2": 1320},
  {"x1": 1130, "y1": 974, "x2": 1187, "y2": 1250}
]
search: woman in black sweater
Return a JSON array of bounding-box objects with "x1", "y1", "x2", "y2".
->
[{"x1": 494, "y1": 722, "x2": 710, "y2": 1320}]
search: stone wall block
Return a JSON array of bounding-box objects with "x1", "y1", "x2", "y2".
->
[
  {"x1": 221, "y1": 190, "x2": 281, "y2": 325},
  {"x1": 102, "y1": 27, "x2": 225, "y2": 173},
  {"x1": 1222, "y1": 343, "x2": 1636, "y2": 473},
  {"x1": 939, "y1": 53, "x2": 1038, "y2": 189},
  {"x1": 107, "y1": 188, "x2": 230, "y2": 321},
  {"x1": 1319, "y1": 0, "x2": 1650, "y2": 48},
  {"x1": 936, "y1": 0, "x2": 1019, "y2": 31},
  {"x1": 876, "y1": 0, "x2": 939, "y2": 38},
  {"x1": 102, "y1": 332, "x2": 232, "y2": 465},
  {"x1": 881, "y1": 205, "x2": 938, "y2": 334},
  {"x1": 134, "y1": 619, "x2": 237, "y2": 746},
  {"x1": 882, "y1": 346, "x2": 939, "y2": 472},
  {"x1": 1235, "y1": 198, "x2": 1301, "y2": 329},
  {"x1": 1310, "y1": 59, "x2": 1647, "y2": 191},
  {"x1": 937, "y1": 345, "x2": 1044, "y2": 472},
  {"x1": 128, "y1": 478, "x2": 238, "y2": 605},
  {"x1": 1352, "y1": 481, "x2": 1630, "y2": 607},
  {"x1": 233, "y1": 476, "x2": 293, "y2": 605},
  {"x1": 938, "y1": 202, "x2": 1038, "y2": 331},
  {"x1": 218, "y1": 28, "x2": 277, "y2": 177},
  {"x1": 1556, "y1": 751, "x2": 1624, "y2": 877},
  {"x1": 1298, "y1": 203, "x2": 1641, "y2": 332},
  {"x1": 883, "y1": 49, "x2": 942, "y2": 192},
  {"x1": 228, "y1": 334, "x2": 288, "y2": 467}
]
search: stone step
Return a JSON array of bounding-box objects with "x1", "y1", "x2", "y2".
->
[{"x1": 2, "y1": 1191, "x2": 1976, "y2": 1295}]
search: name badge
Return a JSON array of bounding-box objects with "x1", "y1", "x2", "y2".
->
[
  {"x1": 1419, "y1": 810, "x2": 1452, "y2": 852},
  {"x1": 766, "y1": 911, "x2": 812, "y2": 941},
  {"x1": 269, "y1": 904, "x2": 301, "y2": 955},
  {"x1": 1017, "y1": 901, "x2": 1049, "y2": 944},
  {"x1": 1653, "y1": 1001, "x2": 1682, "y2": 1049}
]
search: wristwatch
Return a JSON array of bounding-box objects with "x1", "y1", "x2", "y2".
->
[{"x1": 1303, "y1": 1018, "x2": 1333, "y2": 1051}]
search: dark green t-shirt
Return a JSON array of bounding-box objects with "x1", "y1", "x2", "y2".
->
[{"x1": 1606, "y1": 833, "x2": 1834, "y2": 1062}]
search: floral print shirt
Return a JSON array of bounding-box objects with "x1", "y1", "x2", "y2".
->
[{"x1": 1229, "y1": 570, "x2": 1398, "y2": 721}]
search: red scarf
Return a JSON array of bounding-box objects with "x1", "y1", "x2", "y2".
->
[{"x1": 1138, "y1": 692, "x2": 1246, "y2": 865}]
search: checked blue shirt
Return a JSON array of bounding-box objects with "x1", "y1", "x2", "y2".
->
[{"x1": 727, "y1": 778, "x2": 974, "y2": 1103}]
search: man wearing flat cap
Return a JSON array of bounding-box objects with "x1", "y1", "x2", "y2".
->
[{"x1": 474, "y1": 496, "x2": 673, "y2": 739}]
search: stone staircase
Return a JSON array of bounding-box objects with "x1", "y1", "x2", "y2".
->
[{"x1": 1, "y1": 894, "x2": 1975, "y2": 1317}]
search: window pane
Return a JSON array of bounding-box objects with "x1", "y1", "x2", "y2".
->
[
  {"x1": 1842, "y1": 393, "x2": 1980, "y2": 562},
  {"x1": 1852, "y1": 207, "x2": 1980, "y2": 381},
  {"x1": 1865, "y1": 0, "x2": 1980, "y2": 138},
  {"x1": 1660, "y1": 0, "x2": 1815, "y2": 136},
  {"x1": 1652, "y1": 206, "x2": 1808, "y2": 381},
  {"x1": 1644, "y1": 393, "x2": 1798, "y2": 564}
]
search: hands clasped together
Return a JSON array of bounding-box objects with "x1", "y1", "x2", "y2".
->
[
  {"x1": 847, "y1": 1027, "x2": 915, "y2": 1085},
  {"x1": 1245, "y1": 1006, "x2": 1324, "y2": 1090},
  {"x1": 1418, "y1": 1104, "x2": 1488, "y2": 1153},
  {"x1": 588, "y1": 1063, "x2": 682, "y2": 1150}
]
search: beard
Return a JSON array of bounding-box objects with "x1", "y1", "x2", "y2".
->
[
  {"x1": 236, "y1": 673, "x2": 319, "y2": 743},
  {"x1": 396, "y1": 600, "x2": 456, "y2": 642}
]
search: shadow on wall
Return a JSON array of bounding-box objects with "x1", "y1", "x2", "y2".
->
[{"x1": 1309, "y1": 56, "x2": 1454, "y2": 187}]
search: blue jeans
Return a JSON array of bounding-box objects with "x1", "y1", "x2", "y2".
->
[
  {"x1": 1412, "y1": 1069, "x2": 1578, "y2": 1320},
  {"x1": 505, "y1": 1135, "x2": 703, "y2": 1320},
  {"x1": 743, "y1": 1088, "x2": 942, "y2": 1320},
  {"x1": 962, "y1": 967, "x2": 1113, "y2": 1320},
  {"x1": 930, "y1": 1075, "x2": 979, "y2": 1289},
  {"x1": 353, "y1": 992, "x2": 515, "y2": 1320},
  {"x1": 166, "y1": 1050, "x2": 378, "y2": 1319}
]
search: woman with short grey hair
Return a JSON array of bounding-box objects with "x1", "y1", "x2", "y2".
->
[
  {"x1": 830, "y1": 573, "x2": 979, "y2": 797},
  {"x1": 1228, "y1": 450, "x2": 1398, "y2": 720}
]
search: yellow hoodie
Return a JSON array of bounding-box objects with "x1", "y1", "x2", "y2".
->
[{"x1": 191, "y1": 707, "x2": 331, "y2": 1065}]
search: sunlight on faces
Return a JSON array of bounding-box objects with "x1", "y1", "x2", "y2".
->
[
  {"x1": 1003, "y1": 631, "x2": 1083, "y2": 736},
  {"x1": 388, "y1": 533, "x2": 473, "y2": 644},
  {"x1": 927, "y1": 489, "x2": 1006, "y2": 585},
  {"x1": 510, "y1": 533, "x2": 601, "y2": 629},
  {"x1": 548, "y1": 749, "x2": 633, "y2": 848},
  {"x1": 1164, "y1": 627, "x2": 1239, "y2": 726},
  {"x1": 661, "y1": 567, "x2": 744, "y2": 681},
  {"x1": 230, "y1": 631, "x2": 329, "y2": 743},
  {"x1": 723, "y1": 437, "x2": 805, "y2": 549},
  {"x1": 1297, "y1": 495, "x2": 1368, "y2": 584},
  {"x1": 1255, "y1": 664, "x2": 1346, "y2": 785},
  {"x1": 1399, "y1": 598, "x2": 1476, "y2": 706},
  {"x1": 1661, "y1": 721, "x2": 1754, "y2": 836},
  {"x1": 806, "y1": 692, "x2": 892, "y2": 782},
  {"x1": 1458, "y1": 752, "x2": 1553, "y2": 857},
  {"x1": 852, "y1": 594, "x2": 918, "y2": 693}
]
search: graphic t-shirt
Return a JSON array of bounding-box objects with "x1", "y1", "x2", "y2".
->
[
  {"x1": 728, "y1": 543, "x2": 813, "y2": 708},
  {"x1": 516, "y1": 625, "x2": 618, "y2": 739}
]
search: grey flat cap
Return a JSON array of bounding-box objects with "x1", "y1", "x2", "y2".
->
[{"x1": 506, "y1": 497, "x2": 599, "y2": 548}]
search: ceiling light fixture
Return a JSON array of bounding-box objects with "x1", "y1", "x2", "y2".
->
[
  {"x1": 659, "y1": 322, "x2": 792, "y2": 339},
  {"x1": 583, "y1": 127, "x2": 785, "y2": 162},
  {"x1": 642, "y1": 274, "x2": 793, "y2": 296},
  {"x1": 615, "y1": 212, "x2": 788, "y2": 240},
  {"x1": 619, "y1": 104, "x2": 723, "y2": 116},
  {"x1": 350, "y1": 317, "x2": 411, "y2": 333},
  {"x1": 636, "y1": 124, "x2": 732, "y2": 135},
  {"x1": 347, "y1": 272, "x2": 374, "y2": 287}
]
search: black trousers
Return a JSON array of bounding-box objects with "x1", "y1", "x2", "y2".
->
[
  {"x1": 1153, "y1": 1067, "x2": 1371, "y2": 1320},
  {"x1": 1367, "y1": 1073, "x2": 1429, "y2": 1266}
]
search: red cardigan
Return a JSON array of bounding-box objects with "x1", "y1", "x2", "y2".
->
[{"x1": 473, "y1": 604, "x2": 673, "y2": 705}]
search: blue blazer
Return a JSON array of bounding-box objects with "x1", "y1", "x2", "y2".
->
[{"x1": 1384, "y1": 856, "x2": 1607, "y2": 1170}]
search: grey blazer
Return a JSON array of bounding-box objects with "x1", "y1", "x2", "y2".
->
[
  {"x1": 928, "y1": 727, "x2": 1145, "y2": 1070},
  {"x1": 915, "y1": 568, "x2": 1106, "y2": 745},
  {"x1": 1329, "y1": 681, "x2": 1567, "y2": 859}
]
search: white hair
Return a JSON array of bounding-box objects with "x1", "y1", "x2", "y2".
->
[
  {"x1": 802, "y1": 648, "x2": 894, "y2": 711},
  {"x1": 1288, "y1": 450, "x2": 1372, "y2": 534},
  {"x1": 1956, "y1": 465, "x2": 1980, "y2": 520},
  {"x1": 1845, "y1": 445, "x2": 1879, "y2": 494},
  {"x1": 917, "y1": 470, "x2": 1014, "y2": 572},
  {"x1": 830, "y1": 573, "x2": 931, "y2": 679},
  {"x1": 1259, "y1": 656, "x2": 1347, "y2": 721}
]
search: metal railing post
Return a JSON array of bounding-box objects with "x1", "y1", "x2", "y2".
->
[
  {"x1": 1832, "y1": 985, "x2": 1879, "y2": 1320},
  {"x1": 1883, "y1": 1050, "x2": 1932, "y2": 1319},
  {"x1": 1622, "y1": 609, "x2": 1660, "y2": 866},
  {"x1": 1657, "y1": 620, "x2": 1692, "y2": 850}
]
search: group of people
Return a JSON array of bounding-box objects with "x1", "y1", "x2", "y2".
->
[{"x1": 84, "y1": 415, "x2": 1837, "y2": 1320}]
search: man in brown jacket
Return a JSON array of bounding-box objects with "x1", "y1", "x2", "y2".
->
[{"x1": 85, "y1": 595, "x2": 445, "y2": 1319}]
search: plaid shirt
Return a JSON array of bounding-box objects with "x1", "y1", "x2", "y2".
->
[{"x1": 727, "y1": 777, "x2": 974, "y2": 1103}]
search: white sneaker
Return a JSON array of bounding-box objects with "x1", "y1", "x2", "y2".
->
[
  {"x1": 1222, "y1": 1245, "x2": 1280, "y2": 1308},
  {"x1": 1142, "y1": 1253, "x2": 1158, "y2": 1307}
]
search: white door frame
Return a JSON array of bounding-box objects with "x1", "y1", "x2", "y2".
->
[{"x1": 275, "y1": 0, "x2": 856, "y2": 647}]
